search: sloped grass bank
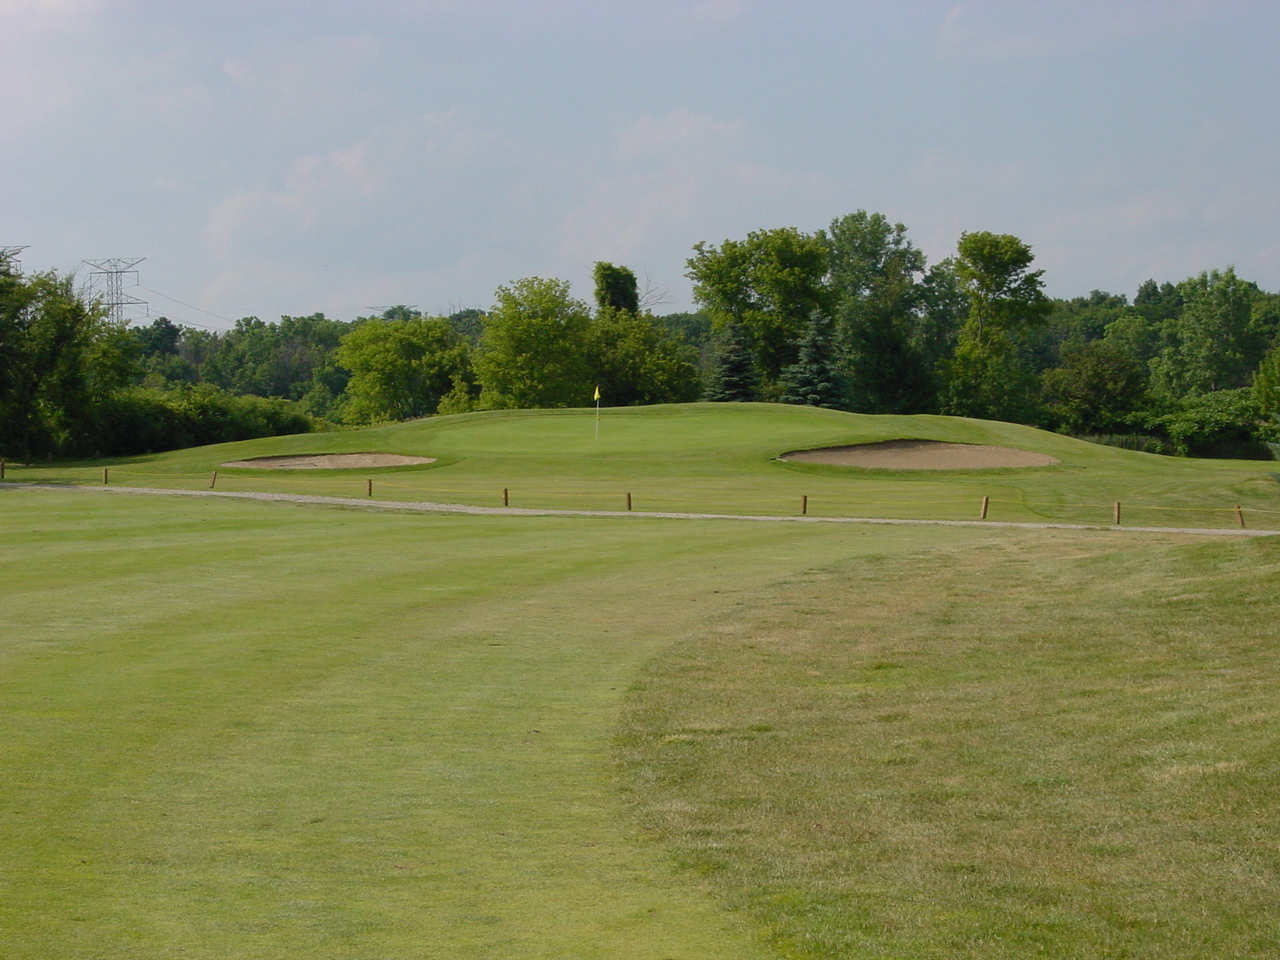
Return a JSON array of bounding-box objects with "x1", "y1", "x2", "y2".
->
[
  {"x1": 617, "y1": 533, "x2": 1280, "y2": 959},
  {"x1": 8, "y1": 404, "x2": 1280, "y2": 529}
]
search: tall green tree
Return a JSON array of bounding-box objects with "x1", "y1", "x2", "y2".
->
[
  {"x1": 592, "y1": 262, "x2": 640, "y2": 315},
  {"x1": 1041, "y1": 342, "x2": 1149, "y2": 434},
  {"x1": 686, "y1": 228, "x2": 830, "y2": 383},
  {"x1": 1023, "y1": 290, "x2": 1130, "y2": 373},
  {"x1": 474, "y1": 278, "x2": 592, "y2": 409},
  {"x1": 826, "y1": 211, "x2": 933, "y2": 413},
  {"x1": 1253, "y1": 339, "x2": 1280, "y2": 417},
  {"x1": 951, "y1": 231, "x2": 1051, "y2": 342},
  {"x1": 584, "y1": 309, "x2": 700, "y2": 407},
  {"x1": 941, "y1": 231, "x2": 1051, "y2": 421},
  {"x1": 778, "y1": 312, "x2": 847, "y2": 410},
  {"x1": 703, "y1": 322, "x2": 760, "y2": 402},
  {"x1": 912, "y1": 259, "x2": 969, "y2": 374},
  {"x1": 133, "y1": 316, "x2": 182, "y2": 358},
  {"x1": 1133, "y1": 279, "x2": 1183, "y2": 324},
  {"x1": 1101, "y1": 313, "x2": 1162, "y2": 367},
  {"x1": 0, "y1": 263, "x2": 133, "y2": 459},
  {"x1": 1149, "y1": 268, "x2": 1263, "y2": 398},
  {"x1": 336, "y1": 315, "x2": 468, "y2": 423}
]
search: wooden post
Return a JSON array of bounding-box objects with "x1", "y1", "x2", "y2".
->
[
  {"x1": 210, "y1": 470, "x2": 218, "y2": 489},
  {"x1": 1236, "y1": 505, "x2": 1246, "y2": 529},
  {"x1": 103, "y1": 467, "x2": 109, "y2": 485},
  {"x1": 1113, "y1": 501, "x2": 1121, "y2": 526},
  {"x1": 367, "y1": 478, "x2": 373, "y2": 498},
  {"x1": 503, "y1": 487, "x2": 509, "y2": 507},
  {"x1": 1, "y1": 459, "x2": 5, "y2": 480},
  {"x1": 801, "y1": 495, "x2": 808, "y2": 515},
  {"x1": 626, "y1": 492, "x2": 632, "y2": 511},
  {"x1": 980, "y1": 495, "x2": 989, "y2": 520}
]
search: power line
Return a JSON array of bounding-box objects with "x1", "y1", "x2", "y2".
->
[{"x1": 135, "y1": 285, "x2": 234, "y2": 329}]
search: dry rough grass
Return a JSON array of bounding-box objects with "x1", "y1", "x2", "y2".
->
[{"x1": 617, "y1": 532, "x2": 1280, "y2": 959}]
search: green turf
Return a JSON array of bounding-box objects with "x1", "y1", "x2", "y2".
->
[
  {"x1": 0, "y1": 487, "x2": 981, "y2": 958},
  {"x1": 8, "y1": 403, "x2": 1280, "y2": 529},
  {"x1": 617, "y1": 532, "x2": 1280, "y2": 959},
  {"x1": 5, "y1": 404, "x2": 1280, "y2": 957}
]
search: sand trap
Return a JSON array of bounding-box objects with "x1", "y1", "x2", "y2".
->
[
  {"x1": 221, "y1": 453, "x2": 436, "y2": 469},
  {"x1": 782, "y1": 439, "x2": 1058, "y2": 470}
]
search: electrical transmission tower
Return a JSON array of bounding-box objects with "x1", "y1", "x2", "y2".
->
[
  {"x1": 1, "y1": 245, "x2": 29, "y2": 273},
  {"x1": 83, "y1": 257, "x2": 147, "y2": 323}
]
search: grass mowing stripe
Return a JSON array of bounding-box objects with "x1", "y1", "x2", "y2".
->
[
  {"x1": 617, "y1": 532, "x2": 1280, "y2": 959},
  {"x1": 1, "y1": 489, "x2": 984, "y2": 958}
]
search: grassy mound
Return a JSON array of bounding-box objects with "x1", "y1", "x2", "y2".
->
[{"x1": 9, "y1": 403, "x2": 1280, "y2": 529}]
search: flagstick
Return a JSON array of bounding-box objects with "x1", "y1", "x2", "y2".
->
[{"x1": 595, "y1": 396, "x2": 600, "y2": 440}]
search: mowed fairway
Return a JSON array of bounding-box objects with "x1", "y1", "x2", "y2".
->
[
  {"x1": 4, "y1": 405, "x2": 1280, "y2": 958},
  {"x1": 0, "y1": 486, "x2": 980, "y2": 959}
]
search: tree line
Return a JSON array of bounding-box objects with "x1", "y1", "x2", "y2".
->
[
  {"x1": 4, "y1": 214, "x2": 1280, "y2": 460},
  {"x1": 691, "y1": 213, "x2": 1280, "y2": 457}
]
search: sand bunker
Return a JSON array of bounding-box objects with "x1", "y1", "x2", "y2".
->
[
  {"x1": 221, "y1": 453, "x2": 436, "y2": 469},
  {"x1": 782, "y1": 439, "x2": 1058, "y2": 470}
]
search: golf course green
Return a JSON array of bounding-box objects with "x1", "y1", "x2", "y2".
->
[
  {"x1": 3, "y1": 404, "x2": 1279, "y2": 958},
  {"x1": 9, "y1": 403, "x2": 1280, "y2": 529}
]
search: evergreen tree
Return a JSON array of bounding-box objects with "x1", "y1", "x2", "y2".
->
[
  {"x1": 703, "y1": 322, "x2": 759, "y2": 402},
  {"x1": 779, "y1": 312, "x2": 846, "y2": 409}
]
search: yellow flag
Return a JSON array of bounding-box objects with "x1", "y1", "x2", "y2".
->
[{"x1": 593, "y1": 385, "x2": 601, "y2": 401}]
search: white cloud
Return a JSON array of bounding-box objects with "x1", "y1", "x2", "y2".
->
[
  {"x1": 938, "y1": 0, "x2": 1216, "y2": 61},
  {"x1": 560, "y1": 109, "x2": 829, "y2": 266},
  {"x1": 0, "y1": 0, "x2": 101, "y2": 26},
  {"x1": 206, "y1": 144, "x2": 382, "y2": 256},
  {"x1": 193, "y1": 105, "x2": 519, "y2": 316},
  {"x1": 689, "y1": 0, "x2": 746, "y2": 24}
]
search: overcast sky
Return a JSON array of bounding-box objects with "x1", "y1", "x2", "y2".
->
[{"x1": 4, "y1": 0, "x2": 1279, "y2": 328}]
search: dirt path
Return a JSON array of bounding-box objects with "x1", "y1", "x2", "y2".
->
[{"x1": 8, "y1": 482, "x2": 1276, "y2": 538}]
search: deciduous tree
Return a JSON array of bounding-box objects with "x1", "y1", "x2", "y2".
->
[
  {"x1": 592, "y1": 262, "x2": 640, "y2": 315},
  {"x1": 941, "y1": 231, "x2": 1050, "y2": 420},
  {"x1": 0, "y1": 263, "x2": 132, "y2": 458},
  {"x1": 687, "y1": 228, "x2": 830, "y2": 383},
  {"x1": 1150, "y1": 268, "x2": 1262, "y2": 398},
  {"x1": 1042, "y1": 342, "x2": 1148, "y2": 434},
  {"x1": 585, "y1": 308, "x2": 700, "y2": 407},
  {"x1": 826, "y1": 211, "x2": 932, "y2": 413},
  {"x1": 336, "y1": 315, "x2": 467, "y2": 422},
  {"x1": 474, "y1": 278, "x2": 592, "y2": 409}
]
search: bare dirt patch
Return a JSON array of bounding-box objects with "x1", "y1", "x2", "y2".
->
[
  {"x1": 782, "y1": 439, "x2": 1058, "y2": 470},
  {"x1": 221, "y1": 453, "x2": 436, "y2": 469}
]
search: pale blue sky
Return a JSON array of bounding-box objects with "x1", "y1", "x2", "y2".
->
[{"x1": 4, "y1": 0, "x2": 1279, "y2": 327}]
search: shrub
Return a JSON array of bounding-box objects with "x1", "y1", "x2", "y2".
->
[{"x1": 81, "y1": 385, "x2": 315, "y2": 457}]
